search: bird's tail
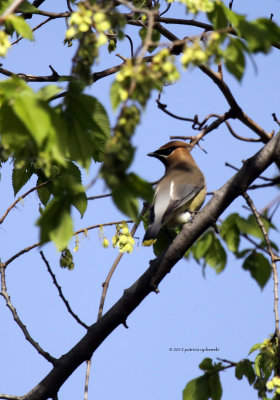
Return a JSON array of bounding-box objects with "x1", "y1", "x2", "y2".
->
[{"x1": 142, "y1": 223, "x2": 161, "y2": 246}]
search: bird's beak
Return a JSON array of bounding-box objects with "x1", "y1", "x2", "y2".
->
[{"x1": 147, "y1": 151, "x2": 157, "y2": 157}]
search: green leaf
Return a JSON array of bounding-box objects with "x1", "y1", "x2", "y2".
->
[
  {"x1": 17, "y1": 0, "x2": 39, "y2": 13},
  {"x1": 72, "y1": 191, "x2": 87, "y2": 218},
  {"x1": 65, "y1": 93, "x2": 110, "y2": 166},
  {"x1": 204, "y1": 235, "x2": 227, "y2": 273},
  {"x1": 110, "y1": 80, "x2": 122, "y2": 111},
  {"x1": 199, "y1": 358, "x2": 213, "y2": 371},
  {"x1": 220, "y1": 3, "x2": 245, "y2": 28},
  {"x1": 0, "y1": 76, "x2": 27, "y2": 98},
  {"x1": 235, "y1": 359, "x2": 256, "y2": 384},
  {"x1": 113, "y1": 183, "x2": 139, "y2": 220},
  {"x1": 220, "y1": 213, "x2": 240, "y2": 253},
  {"x1": 207, "y1": 2, "x2": 228, "y2": 29},
  {"x1": 235, "y1": 214, "x2": 269, "y2": 239},
  {"x1": 126, "y1": 173, "x2": 154, "y2": 202},
  {"x1": 242, "y1": 251, "x2": 271, "y2": 289},
  {"x1": 238, "y1": 18, "x2": 280, "y2": 53},
  {"x1": 13, "y1": 91, "x2": 51, "y2": 146},
  {"x1": 139, "y1": 28, "x2": 161, "y2": 53},
  {"x1": 183, "y1": 375, "x2": 210, "y2": 400},
  {"x1": 6, "y1": 15, "x2": 33, "y2": 40},
  {"x1": 254, "y1": 353, "x2": 263, "y2": 378},
  {"x1": 0, "y1": 0, "x2": 13, "y2": 15},
  {"x1": 36, "y1": 177, "x2": 51, "y2": 206},
  {"x1": 192, "y1": 231, "x2": 214, "y2": 261},
  {"x1": 249, "y1": 343, "x2": 263, "y2": 355},
  {"x1": 37, "y1": 197, "x2": 73, "y2": 250},
  {"x1": 209, "y1": 373, "x2": 222, "y2": 400},
  {"x1": 112, "y1": 173, "x2": 153, "y2": 219},
  {"x1": 235, "y1": 248, "x2": 251, "y2": 259},
  {"x1": 37, "y1": 85, "x2": 62, "y2": 101},
  {"x1": 224, "y1": 38, "x2": 245, "y2": 81},
  {"x1": 247, "y1": 214, "x2": 271, "y2": 235},
  {"x1": 0, "y1": 104, "x2": 31, "y2": 164},
  {"x1": 12, "y1": 163, "x2": 33, "y2": 195}
]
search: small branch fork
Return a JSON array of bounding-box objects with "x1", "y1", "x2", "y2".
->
[
  {"x1": 0, "y1": 263, "x2": 56, "y2": 364},
  {"x1": 242, "y1": 192, "x2": 280, "y2": 336}
]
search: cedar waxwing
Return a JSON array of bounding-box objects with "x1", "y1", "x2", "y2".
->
[{"x1": 143, "y1": 140, "x2": 206, "y2": 246}]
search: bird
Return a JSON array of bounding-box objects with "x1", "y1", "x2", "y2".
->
[{"x1": 142, "y1": 140, "x2": 206, "y2": 246}]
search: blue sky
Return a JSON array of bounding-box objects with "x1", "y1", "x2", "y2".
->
[{"x1": 1, "y1": 1, "x2": 280, "y2": 399}]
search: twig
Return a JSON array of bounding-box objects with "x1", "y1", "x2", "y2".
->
[
  {"x1": 0, "y1": 263, "x2": 56, "y2": 364},
  {"x1": 40, "y1": 251, "x2": 89, "y2": 330},
  {"x1": 24, "y1": 10, "x2": 70, "y2": 18},
  {"x1": 87, "y1": 193, "x2": 112, "y2": 200},
  {"x1": 0, "y1": 180, "x2": 51, "y2": 226},
  {"x1": 12, "y1": 16, "x2": 53, "y2": 45},
  {"x1": 225, "y1": 162, "x2": 277, "y2": 182},
  {"x1": 66, "y1": 0, "x2": 73, "y2": 13},
  {"x1": 74, "y1": 220, "x2": 133, "y2": 236},
  {"x1": 4, "y1": 220, "x2": 134, "y2": 268},
  {"x1": 241, "y1": 233, "x2": 270, "y2": 257},
  {"x1": 4, "y1": 242, "x2": 41, "y2": 268},
  {"x1": 156, "y1": 96, "x2": 197, "y2": 123},
  {"x1": 0, "y1": 55, "x2": 154, "y2": 84},
  {"x1": 97, "y1": 203, "x2": 148, "y2": 320},
  {"x1": 248, "y1": 181, "x2": 280, "y2": 190},
  {"x1": 242, "y1": 192, "x2": 280, "y2": 335},
  {"x1": 0, "y1": 395, "x2": 22, "y2": 400},
  {"x1": 225, "y1": 121, "x2": 261, "y2": 142},
  {"x1": 84, "y1": 359, "x2": 91, "y2": 400},
  {"x1": 124, "y1": 34, "x2": 134, "y2": 58},
  {"x1": 272, "y1": 113, "x2": 280, "y2": 127},
  {"x1": 159, "y1": 3, "x2": 171, "y2": 17},
  {"x1": 217, "y1": 357, "x2": 237, "y2": 366}
]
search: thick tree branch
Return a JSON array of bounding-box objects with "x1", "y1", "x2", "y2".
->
[{"x1": 4, "y1": 132, "x2": 280, "y2": 400}]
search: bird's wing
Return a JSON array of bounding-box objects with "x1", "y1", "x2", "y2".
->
[{"x1": 161, "y1": 181, "x2": 204, "y2": 225}]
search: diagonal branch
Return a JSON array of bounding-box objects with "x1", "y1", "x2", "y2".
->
[
  {"x1": 242, "y1": 192, "x2": 280, "y2": 335},
  {"x1": 4, "y1": 132, "x2": 280, "y2": 400},
  {"x1": 40, "y1": 251, "x2": 89, "y2": 330},
  {"x1": 0, "y1": 264, "x2": 57, "y2": 364}
]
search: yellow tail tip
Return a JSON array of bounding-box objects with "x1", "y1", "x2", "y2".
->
[{"x1": 142, "y1": 239, "x2": 157, "y2": 247}]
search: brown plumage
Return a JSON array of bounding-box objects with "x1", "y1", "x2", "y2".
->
[{"x1": 143, "y1": 141, "x2": 206, "y2": 246}]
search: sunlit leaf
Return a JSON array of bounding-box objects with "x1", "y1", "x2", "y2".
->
[{"x1": 6, "y1": 15, "x2": 33, "y2": 40}]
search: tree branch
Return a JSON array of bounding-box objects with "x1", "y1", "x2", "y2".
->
[
  {"x1": 0, "y1": 180, "x2": 51, "y2": 226},
  {"x1": 40, "y1": 251, "x2": 89, "y2": 330},
  {"x1": 4, "y1": 132, "x2": 279, "y2": 400},
  {"x1": 242, "y1": 192, "x2": 280, "y2": 335},
  {"x1": 0, "y1": 264, "x2": 57, "y2": 364}
]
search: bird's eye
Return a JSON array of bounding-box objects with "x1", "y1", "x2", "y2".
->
[{"x1": 155, "y1": 146, "x2": 176, "y2": 157}]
